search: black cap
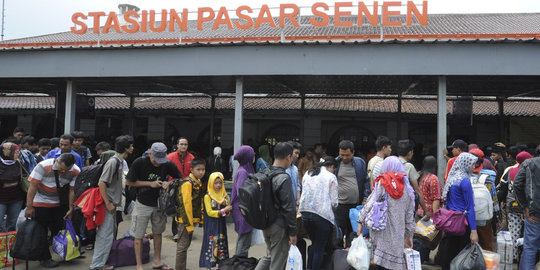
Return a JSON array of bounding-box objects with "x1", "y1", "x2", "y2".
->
[{"x1": 448, "y1": 139, "x2": 468, "y2": 152}]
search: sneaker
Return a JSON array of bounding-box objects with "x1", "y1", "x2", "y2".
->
[{"x1": 40, "y1": 259, "x2": 60, "y2": 268}]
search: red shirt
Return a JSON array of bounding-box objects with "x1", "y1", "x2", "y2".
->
[
  {"x1": 418, "y1": 173, "x2": 443, "y2": 216},
  {"x1": 167, "y1": 151, "x2": 195, "y2": 179}
]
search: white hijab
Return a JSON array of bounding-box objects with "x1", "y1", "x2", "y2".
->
[{"x1": 442, "y1": 152, "x2": 477, "y2": 199}]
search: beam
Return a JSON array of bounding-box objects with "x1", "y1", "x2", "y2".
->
[
  {"x1": 64, "y1": 80, "x2": 76, "y2": 134},
  {"x1": 2, "y1": 43, "x2": 540, "y2": 77},
  {"x1": 437, "y1": 76, "x2": 447, "y2": 182},
  {"x1": 497, "y1": 97, "x2": 505, "y2": 143},
  {"x1": 209, "y1": 95, "x2": 216, "y2": 156},
  {"x1": 233, "y1": 77, "x2": 244, "y2": 173}
]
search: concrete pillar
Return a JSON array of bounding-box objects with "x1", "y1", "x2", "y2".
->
[
  {"x1": 437, "y1": 76, "x2": 448, "y2": 181},
  {"x1": 233, "y1": 77, "x2": 244, "y2": 172},
  {"x1": 64, "y1": 81, "x2": 77, "y2": 134}
]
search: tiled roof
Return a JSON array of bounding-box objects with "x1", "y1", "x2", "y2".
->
[
  {"x1": 1, "y1": 13, "x2": 540, "y2": 49},
  {"x1": 0, "y1": 96, "x2": 538, "y2": 116}
]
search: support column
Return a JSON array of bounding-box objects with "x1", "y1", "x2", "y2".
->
[
  {"x1": 209, "y1": 95, "x2": 216, "y2": 155},
  {"x1": 233, "y1": 77, "x2": 244, "y2": 172},
  {"x1": 129, "y1": 96, "x2": 135, "y2": 135},
  {"x1": 300, "y1": 94, "x2": 305, "y2": 144},
  {"x1": 497, "y1": 97, "x2": 505, "y2": 143},
  {"x1": 64, "y1": 81, "x2": 77, "y2": 134},
  {"x1": 397, "y1": 92, "x2": 402, "y2": 138},
  {"x1": 437, "y1": 76, "x2": 447, "y2": 181}
]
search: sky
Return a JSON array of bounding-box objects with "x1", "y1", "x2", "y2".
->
[{"x1": 2, "y1": 0, "x2": 540, "y2": 40}]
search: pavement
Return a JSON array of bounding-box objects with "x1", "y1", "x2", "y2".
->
[{"x1": 10, "y1": 214, "x2": 523, "y2": 270}]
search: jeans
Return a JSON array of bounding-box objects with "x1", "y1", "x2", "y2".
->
[
  {"x1": 0, "y1": 200, "x2": 23, "y2": 232},
  {"x1": 90, "y1": 211, "x2": 116, "y2": 268},
  {"x1": 302, "y1": 212, "x2": 332, "y2": 270},
  {"x1": 255, "y1": 223, "x2": 290, "y2": 270},
  {"x1": 519, "y1": 218, "x2": 540, "y2": 270}
]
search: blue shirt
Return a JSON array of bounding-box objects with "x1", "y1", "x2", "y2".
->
[
  {"x1": 446, "y1": 178, "x2": 477, "y2": 230},
  {"x1": 45, "y1": 149, "x2": 84, "y2": 169},
  {"x1": 256, "y1": 158, "x2": 268, "y2": 173},
  {"x1": 286, "y1": 164, "x2": 301, "y2": 201}
]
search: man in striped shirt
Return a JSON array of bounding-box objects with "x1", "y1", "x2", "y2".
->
[{"x1": 25, "y1": 153, "x2": 80, "y2": 268}]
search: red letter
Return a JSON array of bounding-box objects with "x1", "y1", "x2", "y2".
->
[
  {"x1": 88, "y1": 12, "x2": 106, "y2": 34},
  {"x1": 213, "y1": 7, "x2": 233, "y2": 30},
  {"x1": 122, "y1": 10, "x2": 140, "y2": 33},
  {"x1": 279, "y1": 4, "x2": 299, "y2": 28},
  {"x1": 358, "y1": 1, "x2": 378, "y2": 26},
  {"x1": 141, "y1": 10, "x2": 148, "y2": 32},
  {"x1": 235, "y1": 6, "x2": 253, "y2": 29},
  {"x1": 150, "y1": 10, "x2": 167, "y2": 32},
  {"x1": 334, "y1": 2, "x2": 353, "y2": 27},
  {"x1": 169, "y1": 9, "x2": 188, "y2": 32},
  {"x1": 310, "y1": 2, "x2": 329, "y2": 27},
  {"x1": 198, "y1": 7, "x2": 215, "y2": 30},
  {"x1": 102, "y1": 12, "x2": 121, "y2": 34},
  {"x1": 70, "y1": 12, "x2": 87, "y2": 34},
  {"x1": 383, "y1": 1, "x2": 402, "y2": 26},
  {"x1": 255, "y1": 5, "x2": 276, "y2": 28},
  {"x1": 407, "y1": 1, "x2": 428, "y2": 26}
]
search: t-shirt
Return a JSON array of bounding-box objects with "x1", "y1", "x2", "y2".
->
[
  {"x1": 400, "y1": 157, "x2": 420, "y2": 184},
  {"x1": 28, "y1": 158, "x2": 79, "y2": 207},
  {"x1": 337, "y1": 161, "x2": 359, "y2": 204},
  {"x1": 46, "y1": 149, "x2": 84, "y2": 169},
  {"x1": 126, "y1": 156, "x2": 182, "y2": 207},
  {"x1": 99, "y1": 155, "x2": 124, "y2": 206},
  {"x1": 74, "y1": 146, "x2": 92, "y2": 163},
  {"x1": 367, "y1": 155, "x2": 384, "y2": 187}
]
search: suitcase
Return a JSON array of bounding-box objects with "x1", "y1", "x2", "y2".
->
[{"x1": 106, "y1": 237, "x2": 150, "y2": 267}]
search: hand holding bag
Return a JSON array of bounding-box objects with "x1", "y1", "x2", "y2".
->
[
  {"x1": 52, "y1": 218, "x2": 81, "y2": 261},
  {"x1": 433, "y1": 208, "x2": 468, "y2": 236},
  {"x1": 286, "y1": 245, "x2": 302, "y2": 270},
  {"x1": 450, "y1": 243, "x2": 486, "y2": 270}
]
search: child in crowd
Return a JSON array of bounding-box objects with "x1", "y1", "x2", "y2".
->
[
  {"x1": 175, "y1": 158, "x2": 206, "y2": 270},
  {"x1": 199, "y1": 172, "x2": 231, "y2": 269}
]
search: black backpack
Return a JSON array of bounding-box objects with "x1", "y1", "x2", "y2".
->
[
  {"x1": 157, "y1": 178, "x2": 186, "y2": 217},
  {"x1": 218, "y1": 255, "x2": 258, "y2": 270},
  {"x1": 238, "y1": 169, "x2": 283, "y2": 229},
  {"x1": 10, "y1": 219, "x2": 50, "y2": 261},
  {"x1": 74, "y1": 156, "x2": 121, "y2": 199}
]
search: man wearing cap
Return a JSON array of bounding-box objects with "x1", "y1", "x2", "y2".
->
[
  {"x1": 443, "y1": 139, "x2": 468, "y2": 183},
  {"x1": 126, "y1": 142, "x2": 182, "y2": 270}
]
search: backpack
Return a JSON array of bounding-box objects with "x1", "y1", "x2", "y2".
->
[
  {"x1": 74, "y1": 156, "x2": 121, "y2": 199},
  {"x1": 10, "y1": 219, "x2": 50, "y2": 261},
  {"x1": 238, "y1": 169, "x2": 283, "y2": 229},
  {"x1": 472, "y1": 174, "x2": 494, "y2": 221},
  {"x1": 157, "y1": 178, "x2": 186, "y2": 217}
]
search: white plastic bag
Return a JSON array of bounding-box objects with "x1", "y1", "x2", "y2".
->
[
  {"x1": 286, "y1": 245, "x2": 302, "y2": 270},
  {"x1": 347, "y1": 237, "x2": 370, "y2": 270},
  {"x1": 250, "y1": 229, "x2": 265, "y2": 246},
  {"x1": 404, "y1": 248, "x2": 422, "y2": 270}
]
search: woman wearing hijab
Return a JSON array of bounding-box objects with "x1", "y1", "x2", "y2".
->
[
  {"x1": 499, "y1": 151, "x2": 533, "y2": 260},
  {"x1": 358, "y1": 156, "x2": 416, "y2": 270},
  {"x1": 255, "y1": 145, "x2": 272, "y2": 172},
  {"x1": 418, "y1": 156, "x2": 442, "y2": 218},
  {"x1": 436, "y1": 153, "x2": 479, "y2": 270},
  {"x1": 299, "y1": 156, "x2": 338, "y2": 270},
  {"x1": 200, "y1": 172, "x2": 231, "y2": 269},
  {"x1": 230, "y1": 145, "x2": 255, "y2": 257},
  {"x1": 0, "y1": 142, "x2": 23, "y2": 232}
]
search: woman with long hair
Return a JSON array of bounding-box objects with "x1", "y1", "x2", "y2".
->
[
  {"x1": 299, "y1": 156, "x2": 338, "y2": 270},
  {"x1": 435, "y1": 153, "x2": 479, "y2": 270},
  {"x1": 358, "y1": 156, "x2": 416, "y2": 270}
]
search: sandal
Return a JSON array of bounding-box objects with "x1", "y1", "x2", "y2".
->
[
  {"x1": 103, "y1": 265, "x2": 114, "y2": 270},
  {"x1": 86, "y1": 244, "x2": 94, "y2": 250},
  {"x1": 152, "y1": 264, "x2": 173, "y2": 270}
]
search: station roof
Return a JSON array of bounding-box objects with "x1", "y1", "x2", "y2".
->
[{"x1": 1, "y1": 95, "x2": 538, "y2": 117}]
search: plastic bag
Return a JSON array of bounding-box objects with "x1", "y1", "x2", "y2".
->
[
  {"x1": 450, "y1": 243, "x2": 486, "y2": 270},
  {"x1": 250, "y1": 229, "x2": 265, "y2": 246},
  {"x1": 482, "y1": 249, "x2": 500, "y2": 270},
  {"x1": 404, "y1": 248, "x2": 422, "y2": 270},
  {"x1": 286, "y1": 245, "x2": 302, "y2": 270},
  {"x1": 346, "y1": 237, "x2": 370, "y2": 270},
  {"x1": 349, "y1": 206, "x2": 369, "y2": 236}
]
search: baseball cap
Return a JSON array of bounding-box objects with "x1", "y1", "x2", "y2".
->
[
  {"x1": 469, "y1": 148, "x2": 484, "y2": 172},
  {"x1": 448, "y1": 139, "x2": 468, "y2": 152},
  {"x1": 150, "y1": 142, "x2": 168, "y2": 164}
]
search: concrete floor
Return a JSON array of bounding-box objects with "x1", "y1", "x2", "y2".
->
[{"x1": 11, "y1": 215, "x2": 523, "y2": 270}]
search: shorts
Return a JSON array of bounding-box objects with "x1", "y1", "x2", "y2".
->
[{"x1": 131, "y1": 200, "x2": 167, "y2": 239}]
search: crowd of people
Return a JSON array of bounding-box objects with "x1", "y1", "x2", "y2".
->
[{"x1": 1, "y1": 125, "x2": 540, "y2": 270}]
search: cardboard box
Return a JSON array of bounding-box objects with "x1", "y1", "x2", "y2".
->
[
  {"x1": 497, "y1": 231, "x2": 513, "y2": 270},
  {"x1": 404, "y1": 248, "x2": 421, "y2": 270}
]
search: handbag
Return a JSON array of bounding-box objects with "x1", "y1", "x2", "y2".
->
[
  {"x1": 52, "y1": 218, "x2": 81, "y2": 261},
  {"x1": 18, "y1": 161, "x2": 30, "y2": 193},
  {"x1": 54, "y1": 170, "x2": 70, "y2": 206},
  {"x1": 365, "y1": 184, "x2": 388, "y2": 231},
  {"x1": 433, "y1": 208, "x2": 468, "y2": 236}
]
